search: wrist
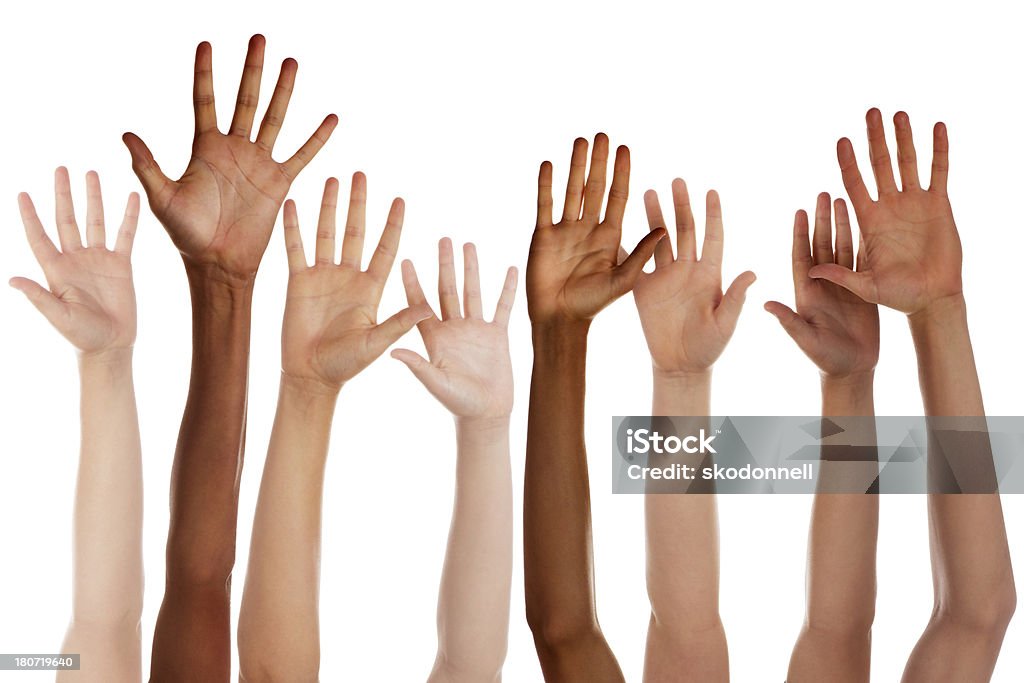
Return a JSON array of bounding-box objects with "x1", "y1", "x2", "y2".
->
[
  {"x1": 78, "y1": 346, "x2": 133, "y2": 368},
  {"x1": 652, "y1": 367, "x2": 712, "y2": 393},
  {"x1": 908, "y1": 292, "x2": 967, "y2": 333},
  {"x1": 280, "y1": 371, "x2": 343, "y2": 400},
  {"x1": 820, "y1": 371, "x2": 874, "y2": 414},
  {"x1": 455, "y1": 414, "x2": 511, "y2": 434},
  {"x1": 185, "y1": 259, "x2": 257, "y2": 302}
]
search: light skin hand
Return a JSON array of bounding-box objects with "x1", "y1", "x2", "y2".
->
[
  {"x1": 10, "y1": 167, "x2": 140, "y2": 357},
  {"x1": 281, "y1": 173, "x2": 431, "y2": 392},
  {"x1": 392, "y1": 238, "x2": 517, "y2": 419},
  {"x1": 807, "y1": 109, "x2": 961, "y2": 315},
  {"x1": 633, "y1": 178, "x2": 755, "y2": 376},
  {"x1": 765, "y1": 192, "x2": 880, "y2": 379},
  {"x1": 123, "y1": 34, "x2": 337, "y2": 281},
  {"x1": 528, "y1": 133, "x2": 666, "y2": 327}
]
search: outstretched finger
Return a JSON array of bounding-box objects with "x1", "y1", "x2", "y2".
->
[
  {"x1": 562, "y1": 137, "x2": 588, "y2": 222},
  {"x1": 114, "y1": 193, "x2": 141, "y2": 256},
  {"x1": 193, "y1": 41, "x2": 217, "y2": 134},
  {"x1": 492, "y1": 266, "x2": 518, "y2": 327},
  {"x1": 256, "y1": 58, "x2": 298, "y2": 152},
  {"x1": 365, "y1": 304, "x2": 433, "y2": 358},
  {"x1": 930, "y1": 122, "x2": 949, "y2": 195},
  {"x1": 282, "y1": 199, "x2": 307, "y2": 273},
  {"x1": 366, "y1": 198, "x2": 404, "y2": 284},
  {"x1": 391, "y1": 348, "x2": 448, "y2": 397},
  {"x1": 701, "y1": 189, "x2": 725, "y2": 266},
  {"x1": 611, "y1": 228, "x2": 666, "y2": 297},
  {"x1": 672, "y1": 178, "x2": 697, "y2": 261},
  {"x1": 791, "y1": 209, "x2": 812, "y2": 289},
  {"x1": 281, "y1": 114, "x2": 339, "y2": 180},
  {"x1": 833, "y1": 198, "x2": 854, "y2": 270},
  {"x1": 807, "y1": 263, "x2": 877, "y2": 303},
  {"x1": 122, "y1": 133, "x2": 175, "y2": 208},
  {"x1": 604, "y1": 144, "x2": 630, "y2": 228},
  {"x1": 84, "y1": 171, "x2": 105, "y2": 248},
  {"x1": 865, "y1": 108, "x2": 897, "y2": 196},
  {"x1": 811, "y1": 192, "x2": 833, "y2": 265},
  {"x1": 9, "y1": 277, "x2": 67, "y2": 329},
  {"x1": 401, "y1": 260, "x2": 438, "y2": 332},
  {"x1": 54, "y1": 167, "x2": 81, "y2": 252},
  {"x1": 643, "y1": 189, "x2": 674, "y2": 267},
  {"x1": 536, "y1": 161, "x2": 553, "y2": 228},
  {"x1": 437, "y1": 237, "x2": 461, "y2": 320},
  {"x1": 893, "y1": 111, "x2": 921, "y2": 191},
  {"x1": 715, "y1": 270, "x2": 756, "y2": 336},
  {"x1": 315, "y1": 177, "x2": 340, "y2": 265},
  {"x1": 340, "y1": 172, "x2": 367, "y2": 268},
  {"x1": 230, "y1": 34, "x2": 266, "y2": 139},
  {"x1": 836, "y1": 138, "x2": 873, "y2": 214},
  {"x1": 18, "y1": 193, "x2": 59, "y2": 265},
  {"x1": 581, "y1": 133, "x2": 609, "y2": 221},
  {"x1": 764, "y1": 300, "x2": 817, "y2": 351},
  {"x1": 463, "y1": 243, "x2": 484, "y2": 319}
]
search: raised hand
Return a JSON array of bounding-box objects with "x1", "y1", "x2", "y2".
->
[
  {"x1": 527, "y1": 133, "x2": 665, "y2": 326},
  {"x1": 281, "y1": 173, "x2": 430, "y2": 391},
  {"x1": 807, "y1": 108, "x2": 962, "y2": 315},
  {"x1": 123, "y1": 35, "x2": 337, "y2": 280},
  {"x1": 765, "y1": 193, "x2": 880, "y2": 379},
  {"x1": 392, "y1": 238, "x2": 517, "y2": 419},
  {"x1": 633, "y1": 178, "x2": 755, "y2": 376},
  {"x1": 10, "y1": 167, "x2": 139, "y2": 356}
]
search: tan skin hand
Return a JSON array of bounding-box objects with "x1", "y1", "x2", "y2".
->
[
  {"x1": 281, "y1": 173, "x2": 430, "y2": 391},
  {"x1": 808, "y1": 109, "x2": 962, "y2": 315},
  {"x1": 10, "y1": 167, "x2": 140, "y2": 356},
  {"x1": 392, "y1": 239, "x2": 518, "y2": 420},
  {"x1": 766, "y1": 193, "x2": 880, "y2": 379},
  {"x1": 123, "y1": 34, "x2": 337, "y2": 280},
  {"x1": 527, "y1": 133, "x2": 666, "y2": 326},
  {"x1": 633, "y1": 178, "x2": 755, "y2": 375}
]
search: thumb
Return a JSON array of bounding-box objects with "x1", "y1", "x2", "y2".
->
[
  {"x1": 391, "y1": 348, "x2": 448, "y2": 395},
  {"x1": 612, "y1": 228, "x2": 666, "y2": 296},
  {"x1": 807, "y1": 264, "x2": 877, "y2": 303},
  {"x1": 122, "y1": 132, "x2": 173, "y2": 204},
  {"x1": 365, "y1": 304, "x2": 433, "y2": 359},
  {"x1": 764, "y1": 300, "x2": 817, "y2": 351},
  {"x1": 715, "y1": 270, "x2": 756, "y2": 335},
  {"x1": 10, "y1": 277, "x2": 68, "y2": 329}
]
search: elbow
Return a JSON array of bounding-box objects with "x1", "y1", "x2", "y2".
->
[
  {"x1": 937, "y1": 577, "x2": 1016, "y2": 639},
  {"x1": 804, "y1": 599, "x2": 876, "y2": 643},
  {"x1": 525, "y1": 607, "x2": 605, "y2": 659},
  {"x1": 429, "y1": 651, "x2": 505, "y2": 683}
]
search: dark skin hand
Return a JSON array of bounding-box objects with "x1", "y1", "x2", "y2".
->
[
  {"x1": 124, "y1": 35, "x2": 335, "y2": 682},
  {"x1": 524, "y1": 133, "x2": 664, "y2": 682}
]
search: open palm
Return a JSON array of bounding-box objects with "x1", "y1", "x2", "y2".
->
[
  {"x1": 392, "y1": 240, "x2": 517, "y2": 419},
  {"x1": 280, "y1": 175, "x2": 428, "y2": 391},
  {"x1": 766, "y1": 194, "x2": 879, "y2": 378},
  {"x1": 527, "y1": 133, "x2": 664, "y2": 325},
  {"x1": 808, "y1": 109, "x2": 962, "y2": 315},
  {"x1": 633, "y1": 179, "x2": 755, "y2": 375},
  {"x1": 11, "y1": 168, "x2": 139, "y2": 355},
  {"x1": 123, "y1": 35, "x2": 337, "y2": 279}
]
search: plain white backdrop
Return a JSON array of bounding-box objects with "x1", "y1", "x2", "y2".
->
[{"x1": 1, "y1": 0, "x2": 1021, "y2": 680}]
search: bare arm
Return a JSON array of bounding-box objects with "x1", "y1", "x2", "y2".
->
[
  {"x1": 808, "y1": 109, "x2": 1015, "y2": 682},
  {"x1": 635, "y1": 180, "x2": 755, "y2": 682},
  {"x1": 238, "y1": 176, "x2": 425, "y2": 682},
  {"x1": 11, "y1": 169, "x2": 144, "y2": 682},
  {"x1": 392, "y1": 241, "x2": 517, "y2": 682},
  {"x1": 123, "y1": 35, "x2": 336, "y2": 679},
  {"x1": 524, "y1": 134, "x2": 664, "y2": 681}
]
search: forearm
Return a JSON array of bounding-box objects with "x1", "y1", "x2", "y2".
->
[
  {"x1": 644, "y1": 370, "x2": 727, "y2": 682},
  {"x1": 524, "y1": 322, "x2": 622, "y2": 681},
  {"x1": 788, "y1": 374, "x2": 877, "y2": 683},
  {"x1": 58, "y1": 349, "x2": 143, "y2": 682},
  {"x1": 429, "y1": 418, "x2": 512, "y2": 683},
  {"x1": 151, "y1": 265, "x2": 254, "y2": 682},
  {"x1": 238, "y1": 375, "x2": 337, "y2": 683},
  {"x1": 902, "y1": 294, "x2": 1014, "y2": 682}
]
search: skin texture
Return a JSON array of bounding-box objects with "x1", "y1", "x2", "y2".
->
[
  {"x1": 634, "y1": 179, "x2": 754, "y2": 682},
  {"x1": 766, "y1": 194, "x2": 880, "y2": 682},
  {"x1": 11, "y1": 169, "x2": 143, "y2": 682},
  {"x1": 392, "y1": 240, "x2": 517, "y2": 682},
  {"x1": 123, "y1": 35, "x2": 336, "y2": 682},
  {"x1": 810, "y1": 109, "x2": 1015, "y2": 682},
  {"x1": 237, "y1": 175, "x2": 426, "y2": 682},
  {"x1": 524, "y1": 133, "x2": 664, "y2": 682}
]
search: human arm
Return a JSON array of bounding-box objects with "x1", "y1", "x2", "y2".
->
[
  {"x1": 237, "y1": 175, "x2": 427, "y2": 682},
  {"x1": 766, "y1": 193, "x2": 880, "y2": 683},
  {"x1": 122, "y1": 35, "x2": 337, "y2": 680},
  {"x1": 524, "y1": 134, "x2": 665, "y2": 681},
  {"x1": 390, "y1": 239, "x2": 517, "y2": 682},
  {"x1": 810, "y1": 108, "x2": 1014, "y2": 682},
  {"x1": 11, "y1": 169, "x2": 143, "y2": 682},
  {"x1": 633, "y1": 179, "x2": 755, "y2": 682}
]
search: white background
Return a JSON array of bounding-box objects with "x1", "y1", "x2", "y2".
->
[{"x1": 0, "y1": 0, "x2": 1021, "y2": 680}]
